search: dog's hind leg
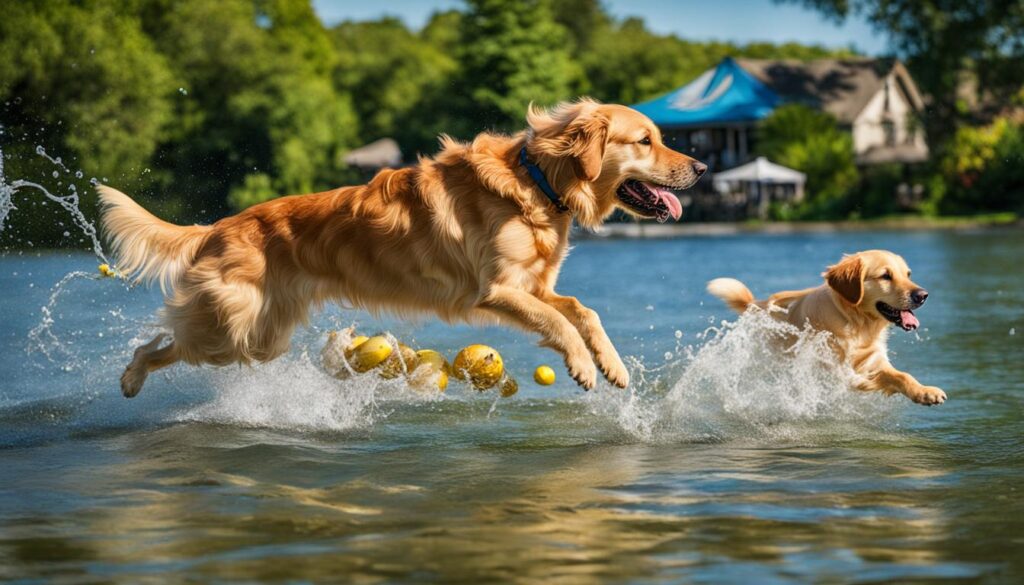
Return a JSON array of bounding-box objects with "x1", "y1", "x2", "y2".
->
[{"x1": 121, "y1": 334, "x2": 180, "y2": 398}]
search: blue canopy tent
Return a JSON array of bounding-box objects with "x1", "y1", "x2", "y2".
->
[
  {"x1": 632, "y1": 57, "x2": 781, "y2": 128},
  {"x1": 631, "y1": 57, "x2": 782, "y2": 171}
]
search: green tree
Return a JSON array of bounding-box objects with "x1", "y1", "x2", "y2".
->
[
  {"x1": 936, "y1": 117, "x2": 1024, "y2": 213},
  {"x1": 140, "y1": 0, "x2": 359, "y2": 214},
  {"x1": 456, "y1": 0, "x2": 580, "y2": 134},
  {"x1": 331, "y1": 17, "x2": 458, "y2": 156},
  {"x1": 0, "y1": 0, "x2": 173, "y2": 246},
  {"x1": 757, "y1": 105, "x2": 859, "y2": 217},
  {"x1": 781, "y1": 0, "x2": 1024, "y2": 144},
  {"x1": 0, "y1": 0, "x2": 173, "y2": 180}
]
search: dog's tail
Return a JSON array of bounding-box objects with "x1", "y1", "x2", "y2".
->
[
  {"x1": 98, "y1": 185, "x2": 212, "y2": 292},
  {"x1": 706, "y1": 277, "x2": 756, "y2": 313}
]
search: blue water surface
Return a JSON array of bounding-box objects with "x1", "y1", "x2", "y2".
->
[{"x1": 1, "y1": 229, "x2": 1022, "y2": 583}]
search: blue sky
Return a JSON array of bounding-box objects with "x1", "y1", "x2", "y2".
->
[{"x1": 312, "y1": 0, "x2": 888, "y2": 55}]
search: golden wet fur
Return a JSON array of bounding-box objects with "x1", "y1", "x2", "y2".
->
[
  {"x1": 707, "y1": 250, "x2": 946, "y2": 405},
  {"x1": 100, "y1": 99, "x2": 704, "y2": 397}
]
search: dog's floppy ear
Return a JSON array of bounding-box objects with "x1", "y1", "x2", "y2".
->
[
  {"x1": 563, "y1": 112, "x2": 609, "y2": 182},
  {"x1": 824, "y1": 255, "x2": 865, "y2": 305},
  {"x1": 527, "y1": 100, "x2": 609, "y2": 182}
]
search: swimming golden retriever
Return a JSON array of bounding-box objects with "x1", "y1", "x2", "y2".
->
[
  {"x1": 99, "y1": 99, "x2": 707, "y2": 397},
  {"x1": 707, "y1": 250, "x2": 946, "y2": 405}
]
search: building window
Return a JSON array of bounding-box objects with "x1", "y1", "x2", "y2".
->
[{"x1": 882, "y1": 120, "x2": 896, "y2": 146}]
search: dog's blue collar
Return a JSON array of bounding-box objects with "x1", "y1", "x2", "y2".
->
[{"x1": 519, "y1": 146, "x2": 569, "y2": 213}]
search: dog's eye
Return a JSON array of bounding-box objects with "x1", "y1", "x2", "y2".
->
[
  {"x1": 880, "y1": 272, "x2": 893, "y2": 281},
  {"x1": 637, "y1": 136, "x2": 651, "y2": 145}
]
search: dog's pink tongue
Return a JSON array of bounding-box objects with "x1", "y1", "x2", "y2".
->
[
  {"x1": 643, "y1": 182, "x2": 682, "y2": 222},
  {"x1": 900, "y1": 310, "x2": 919, "y2": 331}
]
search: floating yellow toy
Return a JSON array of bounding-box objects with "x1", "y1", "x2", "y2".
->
[
  {"x1": 322, "y1": 329, "x2": 370, "y2": 378},
  {"x1": 410, "y1": 349, "x2": 450, "y2": 392},
  {"x1": 97, "y1": 263, "x2": 119, "y2": 278},
  {"x1": 380, "y1": 342, "x2": 418, "y2": 379},
  {"x1": 345, "y1": 335, "x2": 369, "y2": 355},
  {"x1": 533, "y1": 365, "x2": 556, "y2": 386},
  {"x1": 452, "y1": 344, "x2": 504, "y2": 389},
  {"x1": 349, "y1": 335, "x2": 393, "y2": 373}
]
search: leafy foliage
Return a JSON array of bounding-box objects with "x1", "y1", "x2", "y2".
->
[
  {"x1": 757, "y1": 105, "x2": 859, "y2": 217},
  {"x1": 3, "y1": 0, "x2": 1015, "y2": 246},
  {"x1": 454, "y1": 0, "x2": 581, "y2": 134},
  {"x1": 936, "y1": 117, "x2": 1024, "y2": 213},
  {"x1": 781, "y1": 0, "x2": 1024, "y2": 143}
]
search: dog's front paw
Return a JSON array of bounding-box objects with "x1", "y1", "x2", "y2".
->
[
  {"x1": 565, "y1": 352, "x2": 597, "y2": 391},
  {"x1": 597, "y1": 351, "x2": 629, "y2": 389},
  {"x1": 909, "y1": 385, "x2": 946, "y2": 406}
]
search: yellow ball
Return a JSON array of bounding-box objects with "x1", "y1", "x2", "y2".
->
[
  {"x1": 409, "y1": 349, "x2": 451, "y2": 392},
  {"x1": 322, "y1": 330, "x2": 369, "y2": 379},
  {"x1": 499, "y1": 376, "x2": 519, "y2": 397},
  {"x1": 349, "y1": 335, "x2": 393, "y2": 373},
  {"x1": 344, "y1": 335, "x2": 369, "y2": 356},
  {"x1": 380, "y1": 342, "x2": 418, "y2": 379},
  {"x1": 452, "y1": 344, "x2": 504, "y2": 390},
  {"x1": 533, "y1": 365, "x2": 556, "y2": 386},
  {"x1": 415, "y1": 349, "x2": 451, "y2": 374}
]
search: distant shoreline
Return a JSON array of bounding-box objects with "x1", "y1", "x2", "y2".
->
[{"x1": 579, "y1": 214, "x2": 1022, "y2": 238}]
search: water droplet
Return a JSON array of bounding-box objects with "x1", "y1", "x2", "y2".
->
[
  {"x1": 62, "y1": 231, "x2": 70, "y2": 237},
  {"x1": 645, "y1": 304, "x2": 654, "y2": 311},
  {"x1": 75, "y1": 171, "x2": 83, "y2": 178},
  {"x1": 35, "y1": 145, "x2": 46, "y2": 155},
  {"x1": 178, "y1": 87, "x2": 188, "y2": 96},
  {"x1": 52, "y1": 171, "x2": 59, "y2": 178},
  {"x1": 674, "y1": 330, "x2": 683, "y2": 339},
  {"x1": 664, "y1": 352, "x2": 673, "y2": 361},
  {"x1": 1011, "y1": 328, "x2": 1016, "y2": 336}
]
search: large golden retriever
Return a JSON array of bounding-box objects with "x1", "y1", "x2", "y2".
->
[
  {"x1": 707, "y1": 250, "x2": 946, "y2": 405},
  {"x1": 100, "y1": 99, "x2": 706, "y2": 397}
]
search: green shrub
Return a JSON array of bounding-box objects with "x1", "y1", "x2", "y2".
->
[
  {"x1": 937, "y1": 117, "x2": 1024, "y2": 214},
  {"x1": 756, "y1": 105, "x2": 859, "y2": 219}
]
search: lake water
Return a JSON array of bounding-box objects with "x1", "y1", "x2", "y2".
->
[{"x1": 1, "y1": 229, "x2": 1022, "y2": 583}]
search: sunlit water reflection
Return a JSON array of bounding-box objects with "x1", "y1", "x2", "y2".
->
[{"x1": 1, "y1": 220, "x2": 1022, "y2": 581}]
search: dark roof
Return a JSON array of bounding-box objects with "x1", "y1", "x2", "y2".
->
[{"x1": 735, "y1": 58, "x2": 925, "y2": 124}]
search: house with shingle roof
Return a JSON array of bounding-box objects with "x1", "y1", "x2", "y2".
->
[{"x1": 633, "y1": 57, "x2": 929, "y2": 172}]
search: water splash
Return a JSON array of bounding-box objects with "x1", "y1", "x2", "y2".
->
[
  {"x1": 583, "y1": 308, "x2": 895, "y2": 443},
  {"x1": 0, "y1": 140, "x2": 108, "y2": 262},
  {"x1": 177, "y1": 341, "x2": 444, "y2": 432}
]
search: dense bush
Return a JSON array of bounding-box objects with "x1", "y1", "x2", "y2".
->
[
  {"x1": 756, "y1": 105, "x2": 860, "y2": 219},
  {"x1": 935, "y1": 117, "x2": 1024, "y2": 214}
]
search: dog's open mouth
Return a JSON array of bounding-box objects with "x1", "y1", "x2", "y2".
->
[
  {"x1": 616, "y1": 179, "x2": 683, "y2": 223},
  {"x1": 876, "y1": 301, "x2": 920, "y2": 331}
]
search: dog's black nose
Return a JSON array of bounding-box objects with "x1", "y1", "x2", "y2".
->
[
  {"x1": 911, "y1": 289, "x2": 929, "y2": 305},
  {"x1": 692, "y1": 162, "x2": 708, "y2": 177}
]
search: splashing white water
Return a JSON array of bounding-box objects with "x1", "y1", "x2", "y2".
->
[
  {"x1": 1, "y1": 139, "x2": 126, "y2": 369},
  {"x1": 583, "y1": 309, "x2": 896, "y2": 443},
  {"x1": 176, "y1": 345, "x2": 443, "y2": 432},
  {"x1": 0, "y1": 140, "x2": 108, "y2": 261}
]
